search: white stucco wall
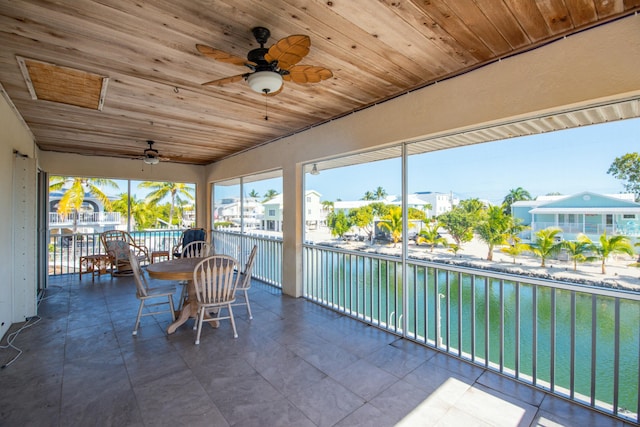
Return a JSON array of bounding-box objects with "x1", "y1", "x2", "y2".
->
[
  {"x1": 205, "y1": 15, "x2": 640, "y2": 297},
  {"x1": 0, "y1": 89, "x2": 39, "y2": 338}
]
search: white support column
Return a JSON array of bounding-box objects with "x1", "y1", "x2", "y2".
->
[{"x1": 281, "y1": 162, "x2": 303, "y2": 297}]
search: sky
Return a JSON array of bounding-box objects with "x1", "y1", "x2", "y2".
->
[
  {"x1": 306, "y1": 117, "x2": 640, "y2": 204},
  {"x1": 100, "y1": 117, "x2": 638, "y2": 206}
]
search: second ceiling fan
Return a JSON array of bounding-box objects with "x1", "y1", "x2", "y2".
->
[{"x1": 196, "y1": 27, "x2": 332, "y2": 96}]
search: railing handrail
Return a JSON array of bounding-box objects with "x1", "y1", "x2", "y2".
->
[{"x1": 48, "y1": 211, "x2": 121, "y2": 224}]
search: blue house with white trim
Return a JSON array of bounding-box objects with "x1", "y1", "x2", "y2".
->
[{"x1": 512, "y1": 192, "x2": 640, "y2": 243}]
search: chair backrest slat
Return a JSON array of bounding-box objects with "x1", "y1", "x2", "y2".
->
[
  {"x1": 193, "y1": 255, "x2": 238, "y2": 305},
  {"x1": 181, "y1": 241, "x2": 212, "y2": 259}
]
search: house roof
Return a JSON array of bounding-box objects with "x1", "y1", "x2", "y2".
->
[{"x1": 520, "y1": 191, "x2": 640, "y2": 214}]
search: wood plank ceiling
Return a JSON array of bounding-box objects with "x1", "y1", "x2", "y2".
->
[{"x1": 0, "y1": 1, "x2": 638, "y2": 165}]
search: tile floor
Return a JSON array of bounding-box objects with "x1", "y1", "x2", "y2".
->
[{"x1": 0, "y1": 273, "x2": 635, "y2": 426}]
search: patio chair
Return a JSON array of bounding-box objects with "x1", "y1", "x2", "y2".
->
[
  {"x1": 100, "y1": 230, "x2": 149, "y2": 276},
  {"x1": 233, "y1": 244, "x2": 257, "y2": 320},
  {"x1": 192, "y1": 255, "x2": 240, "y2": 344},
  {"x1": 181, "y1": 240, "x2": 213, "y2": 259},
  {"x1": 129, "y1": 250, "x2": 176, "y2": 336},
  {"x1": 172, "y1": 228, "x2": 207, "y2": 258},
  {"x1": 175, "y1": 240, "x2": 213, "y2": 309}
]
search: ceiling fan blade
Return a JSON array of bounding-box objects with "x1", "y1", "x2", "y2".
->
[
  {"x1": 283, "y1": 65, "x2": 333, "y2": 84},
  {"x1": 265, "y1": 35, "x2": 310, "y2": 70},
  {"x1": 196, "y1": 44, "x2": 253, "y2": 67},
  {"x1": 202, "y1": 74, "x2": 246, "y2": 87}
]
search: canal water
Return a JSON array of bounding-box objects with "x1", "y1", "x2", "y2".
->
[{"x1": 315, "y1": 256, "x2": 640, "y2": 414}]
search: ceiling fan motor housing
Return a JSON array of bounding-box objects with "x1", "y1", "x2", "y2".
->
[
  {"x1": 251, "y1": 27, "x2": 271, "y2": 45},
  {"x1": 247, "y1": 47, "x2": 271, "y2": 67},
  {"x1": 249, "y1": 27, "x2": 277, "y2": 71}
]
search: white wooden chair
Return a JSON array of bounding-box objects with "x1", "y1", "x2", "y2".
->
[
  {"x1": 172, "y1": 228, "x2": 207, "y2": 258},
  {"x1": 233, "y1": 245, "x2": 257, "y2": 320},
  {"x1": 129, "y1": 250, "x2": 176, "y2": 336},
  {"x1": 192, "y1": 255, "x2": 240, "y2": 344},
  {"x1": 175, "y1": 241, "x2": 213, "y2": 309},
  {"x1": 181, "y1": 240, "x2": 212, "y2": 259}
]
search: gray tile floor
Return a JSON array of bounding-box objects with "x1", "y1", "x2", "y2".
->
[{"x1": 0, "y1": 273, "x2": 634, "y2": 426}]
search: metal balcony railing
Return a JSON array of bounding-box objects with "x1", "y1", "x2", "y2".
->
[
  {"x1": 302, "y1": 244, "x2": 640, "y2": 424},
  {"x1": 531, "y1": 221, "x2": 619, "y2": 237},
  {"x1": 47, "y1": 230, "x2": 182, "y2": 275},
  {"x1": 212, "y1": 230, "x2": 282, "y2": 287},
  {"x1": 48, "y1": 211, "x2": 121, "y2": 226}
]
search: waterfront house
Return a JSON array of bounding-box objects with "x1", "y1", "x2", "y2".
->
[
  {"x1": 262, "y1": 193, "x2": 284, "y2": 232},
  {"x1": 48, "y1": 191, "x2": 121, "y2": 237},
  {"x1": 512, "y1": 191, "x2": 640, "y2": 242},
  {"x1": 213, "y1": 196, "x2": 264, "y2": 229},
  {"x1": 264, "y1": 190, "x2": 324, "y2": 232},
  {"x1": 411, "y1": 191, "x2": 461, "y2": 217}
]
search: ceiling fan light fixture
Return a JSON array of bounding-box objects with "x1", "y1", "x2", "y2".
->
[
  {"x1": 143, "y1": 140, "x2": 160, "y2": 165},
  {"x1": 143, "y1": 155, "x2": 159, "y2": 165},
  {"x1": 247, "y1": 71, "x2": 283, "y2": 94}
]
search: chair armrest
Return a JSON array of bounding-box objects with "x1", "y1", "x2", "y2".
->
[{"x1": 131, "y1": 243, "x2": 149, "y2": 262}]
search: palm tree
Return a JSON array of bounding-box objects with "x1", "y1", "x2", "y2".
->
[
  {"x1": 458, "y1": 198, "x2": 485, "y2": 216},
  {"x1": 374, "y1": 186, "x2": 387, "y2": 200},
  {"x1": 422, "y1": 203, "x2": 433, "y2": 218},
  {"x1": 475, "y1": 205, "x2": 511, "y2": 261},
  {"x1": 526, "y1": 227, "x2": 563, "y2": 267},
  {"x1": 111, "y1": 193, "x2": 150, "y2": 230},
  {"x1": 500, "y1": 237, "x2": 528, "y2": 263},
  {"x1": 504, "y1": 216, "x2": 528, "y2": 243},
  {"x1": 447, "y1": 243, "x2": 462, "y2": 256},
  {"x1": 630, "y1": 241, "x2": 640, "y2": 267},
  {"x1": 581, "y1": 232, "x2": 635, "y2": 274},
  {"x1": 262, "y1": 189, "x2": 279, "y2": 202},
  {"x1": 416, "y1": 221, "x2": 447, "y2": 252},
  {"x1": 248, "y1": 189, "x2": 260, "y2": 198},
  {"x1": 361, "y1": 191, "x2": 376, "y2": 201},
  {"x1": 378, "y1": 206, "x2": 403, "y2": 247},
  {"x1": 138, "y1": 181, "x2": 194, "y2": 228},
  {"x1": 49, "y1": 176, "x2": 119, "y2": 233},
  {"x1": 321, "y1": 200, "x2": 335, "y2": 212},
  {"x1": 562, "y1": 235, "x2": 598, "y2": 271},
  {"x1": 503, "y1": 187, "x2": 532, "y2": 215}
]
